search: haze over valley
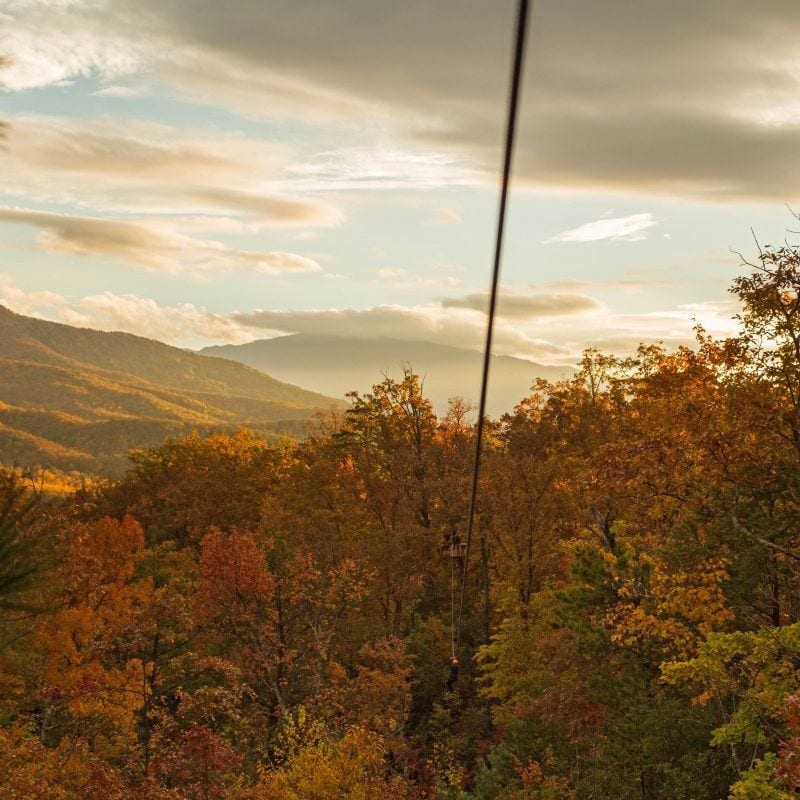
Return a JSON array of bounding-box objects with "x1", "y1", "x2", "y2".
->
[{"x1": 202, "y1": 334, "x2": 572, "y2": 417}]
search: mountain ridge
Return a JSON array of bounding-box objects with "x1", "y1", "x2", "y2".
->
[{"x1": 0, "y1": 306, "x2": 340, "y2": 474}]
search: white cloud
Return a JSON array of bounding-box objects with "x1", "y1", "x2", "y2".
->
[
  {"x1": 234, "y1": 304, "x2": 498, "y2": 349},
  {"x1": 0, "y1": 9, "x2": 141, "y2": 91},
  {"x1": 64, "y1": 293, "x2": 256, "y2": 346},
  {"x1": 0, "y1": 274, "x2": 67, "y2": 318},
  {"x1": 286, "y1": 146, "x2": 480, "y2": 191},
  {"x1": 544, "y1": 213, "x2": 658, "y2": 244},
  {"x1": 677, "y1": 299, "x2": 741, "y2": 334},
  {"x1": 0, "y1": 274, "x2": 744, "y2": 364}
]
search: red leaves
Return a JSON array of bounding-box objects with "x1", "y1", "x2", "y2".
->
[
  {"x1": 65, "y1": 515, "x2": 145, "y2": 601},
  {"x1": 152, "y1": 724, "x2": 241, "y2": 800},
  {"x1": 778, "y1": 696, "x2": 800, "y2": 791},
  {"x1": 195, "y1": 529, "x2": 274, "y2": 625}
]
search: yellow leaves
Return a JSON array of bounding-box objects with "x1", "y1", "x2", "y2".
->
[
  {"x1": 67, "y1": 659, "x2": 143, "y2": 737},
  {"x1": 605, "y1": 557, "x2": 734, "y2": 661},
  {"x1": 320, "y1": 558, "x2": 373, "y2": 607},
  {"x1": 16, "y1": 515, "x2": 163, "y2": 759},
  {"x1": 322, "y1": 638, "x2": 412, "y2": 740},
  {"x1": 271, "y1": 705, "x2": 328, "y2": 764},
  {"x1": 0, "y1": 724, "x2": 68, "y2": 800},
  {"x1": 663, "y1": 624, "x2": 800, "y2": 760},
  {"x1": 652, "y1": 559, "x2": 735, "y2": 635},
  {"x1": 0, "y1": 724, "x2": 130, "y2": 800},
  {"x1": 37, "y1": 607, "x2": 146, "y2": 749},
  {"x1": 237, "y1": 726, "x2": 413, "y2": 800}
]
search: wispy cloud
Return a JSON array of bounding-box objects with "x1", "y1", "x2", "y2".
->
[
  {"x1": 4, "y1": 1, "x2": 798, "y2": 199},
  {"x1": 544, "y1": 213, "x2": 658, "y2": 244},
  {"x1": 93, "y1": 84, "x2": 150, "y2": 97},
  {"x1": 376, "y1": 267, "x2": 461, "y2": 289},
  {"x1": 287, "y1": 146, "x2": 479, "y2": 191},
  {"x1": 0, "y1": 206, "x2": 323, "y2": 276},
  {"x1": 0, "y1": 14, "x2": 140, "y2": 91},
  {"x1": 424, "y1": 209, "x2": 462, "y2": 226},
  {"x1": 1, "y1": 115, "x2": 344, "y2": 226},
  {"x1": 186, "y1": 187, "x2": 343, "y2": 227},
  {"x1": 1, "y1": 2, "x2": 798, "y2": 200}
]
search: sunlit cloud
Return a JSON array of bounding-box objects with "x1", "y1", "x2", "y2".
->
[
  {"x1": 186, "y1": 187, "x2": 344, "y2": 226},
  {"x1": 0, "y1": 206, "x2": 323, "y2": 275},
  {"x1": 0, "y1": 0, "x2": 785, "y2": 370},
  {"x1": 0, "y1": 277, "x2": 258, "y2": 348},
  {"x1": 3, "y1": 116, "x2": 280, "y2": 182},
  {"x1": 234, "y1": 291, "x2": 742, "y2": 365},
  {"x1": 1, "y1": 115, "x2": 344, "y2": 226},
  {"x1": 234, "y1": 305, "x2": 498, "y2": 349},
  {"x1": 0, "y1": 10, "x2": 140, "y2": 91},
  {"x1": 93, "y1": 84, "x2": 150, "y2": 97},
  {"x1": 0, "y1": 271, "x2": 745, "y2": 365},
  {"x1": 0, "y1": 275, "x2": 67, "y2": 319},
  {"x1": 63, "y1": 293, "x2": 257, "y2": 346}
]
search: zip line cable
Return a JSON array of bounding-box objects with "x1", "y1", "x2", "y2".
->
[
  {"x1": 454, "y1": 0, "x2": 530, "y2": 654},
  {"x1": 450, "y1": 552, "x2": 456, "y2": 658}
]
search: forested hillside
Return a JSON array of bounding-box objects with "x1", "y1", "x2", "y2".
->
[
  {"x1": 0, "y1": 306, "x2": 339, "y2": 474},
  {"x1": 2, "y1": 246, "x2": 800, "y2": 799}
]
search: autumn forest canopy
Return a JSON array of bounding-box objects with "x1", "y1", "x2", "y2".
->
[{"x1": 5, "y1": 244, "x2": 800, "y2": 799}]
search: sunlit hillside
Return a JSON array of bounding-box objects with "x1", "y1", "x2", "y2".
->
[{"x1": 0, "y1": 305, "x2": 340, "y2": 473}]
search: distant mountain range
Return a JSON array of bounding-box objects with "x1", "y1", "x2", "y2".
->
[
  {"x1": 201, "y1": 334, "x2": 574, "y2": 416},
  {"x1": 0, "y1": 306, "x2": 339, "y2": 474}
]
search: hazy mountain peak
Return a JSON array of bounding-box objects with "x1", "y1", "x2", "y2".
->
[{"x1": 201, "y1": 334, "x2": 574, "y2": 416}]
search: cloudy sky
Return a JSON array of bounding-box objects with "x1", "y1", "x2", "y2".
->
[{"x1": 1, "y1": 0, "x2": 799, "y2": 363}]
